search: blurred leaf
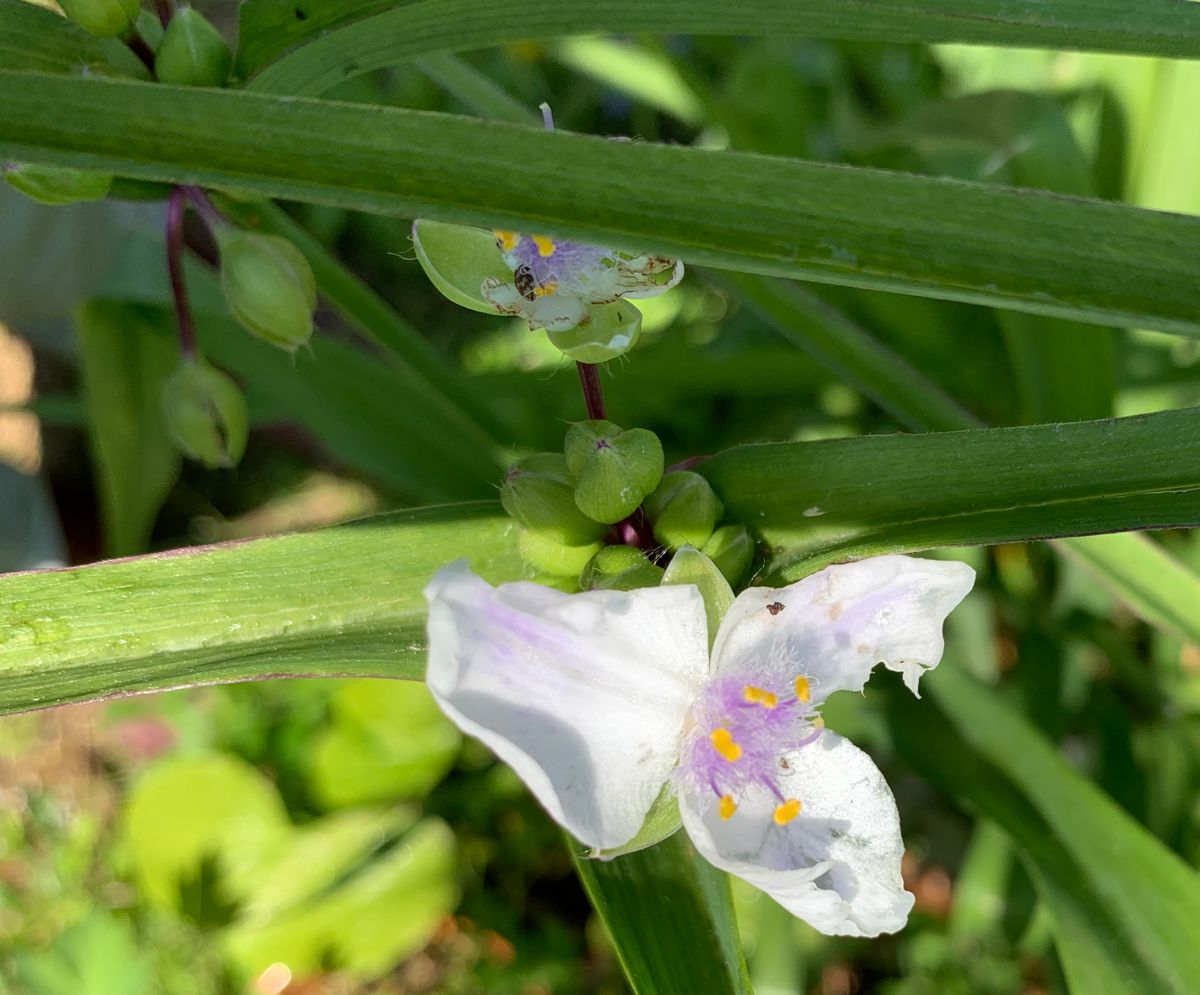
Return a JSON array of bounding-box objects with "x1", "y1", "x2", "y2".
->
[
  {"x1": 310, "y1": 680, "x2": 460, "y2": 808},
  {"x1": 123, "y1": 751, "x2": 289, "y2": 909},
  {"x1": 15, "y1": 913, "x2": 154, "y2": 995},
  {"x1": 1057, "y1": 531, "x2": 1200, "y2": 646},
  {"x1": 239, "y1": 0, "x2": 1200, "y2": 96},
  {"x1": 76, "y1": 300, "x2": 180, "y2": 556},
  {"x1": 703, "y1": 407, "x2": 1200, "y2": 577},
  {"x1": 895, "y1": 664, "x2": 1200, "y2": 993},
  {"x1": 4, "y1": 74, "x2": 1200, "y2": 336},
  {"x1": 573, "y1": 832, "x2": 751, "y2": 995},
  {"x1": 0, "y1": 502, "x2": 521, "y2": 715},
  {"x1": 224, "y1": 817, "x2": 458, "y2": 980},
  {"x1": 0, "y1": 0, "x2": 119, "y2": 75}
]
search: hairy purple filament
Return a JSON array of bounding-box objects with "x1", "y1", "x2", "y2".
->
[{"x1": 677, "y1": 673, "x2": 822, "y2": 821}]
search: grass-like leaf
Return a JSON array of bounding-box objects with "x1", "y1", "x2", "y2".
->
[{"x1": 2, "y1": 72, "x2": 1200, "y2": 336}]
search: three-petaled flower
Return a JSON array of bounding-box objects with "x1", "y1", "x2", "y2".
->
[
  {"x1": 425, "y1": 554, "x2": 974, "y2": 936},
  {"x1": 482, "y1": 230, "x2": 684, "y2": 332}
]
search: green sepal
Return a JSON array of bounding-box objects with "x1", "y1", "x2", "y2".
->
[
  {"x1": 500, "y1": 453, "x2": 605, "y2": 546},
  {"x1": 661, "y1": 546, "x2": 734, "y2": 649},
  {"x1": 161, "y1": 356, "x2": 248, "y2": 469},
  {"x1": 580, "y1": 546, "x2": 664, "y2": 591},
  {"x1": 568, "y1": 422, "x2": 664, "y2": 525},
  {"x1": 216, "y1": 228, "x2": 316, "y2": 351},
  {"x1": 57, "y1": 0, "x2": 139, "y2": 37},
  {"x1": 5, "y1": 163, "x2": 112, "y2": 205},
  {"x1": 155, "y1": 7, "x2": 232, "y2": 88},
  {"x1": 545, "y1": 299, "x2": 642, "y2": 363},
  {"x1": 411, "y1": 219, "x2": 511, "y2": 315},
  {"x1": 700, "y1": 525, "x2": 755, "y2": 589},
  {"x1": 587, "y1": 783, "x2": 682, "y2": 860},
  {"x1": 645, "y1": 471, "x2": 724, "y2": 551},
  {"x1": 517, "y1": 529, "x2": 603, "y2": 578}
]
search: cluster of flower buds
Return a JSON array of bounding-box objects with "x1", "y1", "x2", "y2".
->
[{"x1": 502, "y1": 419, "x2": 755, "y2": 591}]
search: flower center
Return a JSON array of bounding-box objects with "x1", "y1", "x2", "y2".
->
[{"x1": 677, "y1": 673, "x2": 822, "y2": 826}]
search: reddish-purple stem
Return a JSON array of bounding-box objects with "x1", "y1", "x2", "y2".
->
[
  {"x1": 154, "y1": 0, "x2": 174, "y2": 28},
  {"x1": 126, "y1": 31, "x2": 156, "y2": 75},
  {"x1": 576, "y1": 362, "x2": 606, "y2": 421},
  {"x1": 166, "y1": 187, "x2": 197, "y2": 358}
]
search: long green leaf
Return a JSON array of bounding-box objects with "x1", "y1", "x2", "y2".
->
[
  {"x1": 701, "y1": 407, "x2": 1200, "y2": 576},
  {"x1": 1056, "y1": 532, "x2": 1200, "y2": 647},
  {"x1": 3, "y1": 73, "x2": 1200, "y2": 336},
  {"x1": 572, "y1": 833, "x2": 751, "y2": 995},
  {"x1": 77, "y1": 301, "x2": 180, "y2": 557},
  {"x1": 238, "y1": 0, "x2": 1200, "y2": 94},
  {"x1": 886, "y1": 668, "x2": 1198, "y2": 994},
  {"x1": 0, "y1": 0, "x2": 122, "y2": 75},
  {"x1": 0, "y1": 503, "x2": 519, "y2": 715},
  {"x1": 930, "y1": 665, "x2": 1200, "y2": 992}
]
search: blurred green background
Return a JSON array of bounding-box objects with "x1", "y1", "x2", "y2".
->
[{"x1": 2, "y1": 2, "x2": 1199, "y2": 992}]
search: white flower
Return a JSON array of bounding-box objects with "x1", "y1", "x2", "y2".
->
[
  {"x1": 424, "y1": 554, "x2": 974, "y2": 936},
  {"x1": 482, "y1": 231, "x2": 684, "y2": 332}
]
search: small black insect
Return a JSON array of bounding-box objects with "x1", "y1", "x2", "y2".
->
[{"x1": 514, "y1": 265, "x2": 537, "y2": 302}]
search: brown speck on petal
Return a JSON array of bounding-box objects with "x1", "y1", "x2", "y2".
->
[{"x1": 766, "y1": 601, "x2": 785, "y2": 615}]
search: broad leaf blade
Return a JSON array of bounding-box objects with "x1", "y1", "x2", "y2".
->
[
  {"x1": 572, "y1": 832, "x2": 751, "y2": 995},
  {"x1": 4, "y1": 73, "x2": 1200, "y2": 336},
  {"x1": 0, "y1": 503, "x2": 519, "y2": 715},
  {"x1": 700, "y1": 408, "x2": 1200, "y2": 576},
  {"x1": 76, "y1": 301, "x2": 180, "y2": 556},
  {"x1": 238, "y1": 0, "x2": 1200, "y2": 96}
]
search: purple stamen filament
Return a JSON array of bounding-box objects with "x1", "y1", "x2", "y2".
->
[{"x1": 680, "y1": 673, "x2": 822, "y2": 825}]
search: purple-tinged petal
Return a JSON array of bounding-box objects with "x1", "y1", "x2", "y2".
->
[
  {"x1": 425, "y1": 563, "x2": 709, "y2": 849},
  {"x1": 711, "y1": 555, "x2": 975, "y2": 701},
  {"x1": 680, "y1": 731, "x2": 912, "y2": 936}
]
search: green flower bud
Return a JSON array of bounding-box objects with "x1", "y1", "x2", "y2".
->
[
  {"x1": 517, "y1": 529, "x2": 603, "y2": 578},
  {"x1": 216, "y1": 229, "x2": 316, "y2": 351},
  {"x1": 4, "y1": 163, "x2": 112, "y2": 206},
  {"x1": 500, "y1": 453, "x2": 604, "y2": 546},
  {"x1": 566, "y1": 421, "x2": 664, "y2": 525},
  {"x1": 162, "y1": 357, "x2": 248, "y2": 468},
  {"x1": 155, "y1": 7, "x2": 232, "y2": 87},
  {"x1": 644, "y1": 471, "x2": 723, "y2": 551},
  {"x1": 57, "y1": 0, "x2": 139, "y2": 37},
  {"x1": 701, "y1": 525, "x2": 755, "y2": 588},
  {"x1": 544, "y1": 300, "x2": 642, "y2": 364},
  {"x1": 580, "y1": 546, "x2": 663, "y2": 592},
  {"x1": 530, "y1": 572, "x2": 581, "y2": 594},
  {"x1": 661, "y1": 546, "x2": 734, "y2": 647}
]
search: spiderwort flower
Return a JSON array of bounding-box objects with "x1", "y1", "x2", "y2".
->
[
  {"x1": 425, "y1": 554, "x2": 974, "y2": 936},
  {"x1": 482, "y1": 230, "x2": 684, "y2": 332}
]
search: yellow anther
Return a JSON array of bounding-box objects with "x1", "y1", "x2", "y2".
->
[
  {"x1": 710, "y1": 727, "x2": 742, "y2": 763},
  {"x1": 494, "y1": 229, "x2": 519, "y2": 252},
  {"x1": 532, "y1": 235, "x2": 557, "y2": 257},
  {"x1": 743, "y1": 685, "x2": 778, "y2": 709},
  {"x1": 533, "y1": 280, "x2": 559, "y2": 297},
  {"x1": 794, "y1": 676, "x2": 812, "y2": 702},
  {"x1": 719, "y1": 795, "x2": 737, "y2": 820},
  {"x1": 773, "y1": 799, "x2": 802, "y2": 826}
]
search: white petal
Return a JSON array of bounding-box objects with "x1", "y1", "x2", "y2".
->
[
  {"x1": 711, "y1": 555, "x2": 974, "y2": 701},
  {"x1": 425, "y1": 563, "x2": 710, "y2": 849},
  {"x1": 621, "y1": 259, "x2": 685, "y2": 300},
  {"x1": 528, "y1": 292, "x2": 587, "y2": 331},
  {"x1": 680, "y1": 731, "x2": 911, "y2": 936}
]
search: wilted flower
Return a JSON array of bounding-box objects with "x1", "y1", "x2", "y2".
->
[
  {"x1": 482, "y1": 230, "x2": 684, "y2": 332},
  {"x1": 424, "y1": 554, "x2": 974, "y2": 936}
]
